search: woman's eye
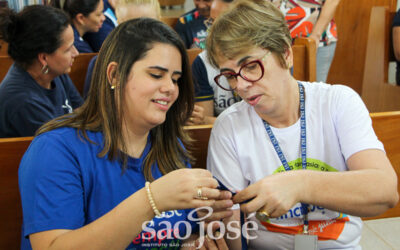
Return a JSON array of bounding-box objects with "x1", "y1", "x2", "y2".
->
[
  {"x1": 150, "y1": 73, "x2": 162, "y2": 79},
  {"x1": 172, "y1": 78, "x2": 180, "y2": 84}
]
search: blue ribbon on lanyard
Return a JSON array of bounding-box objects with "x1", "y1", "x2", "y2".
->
[{"x1": 263, "y1": 82, "x2": 310, "y2": 233}]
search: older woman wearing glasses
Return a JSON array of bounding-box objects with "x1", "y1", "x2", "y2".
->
[{"x1": 206, "y1": 0, "x2": 399, "y2": 249}]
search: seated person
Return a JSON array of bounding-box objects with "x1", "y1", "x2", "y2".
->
[
  {"x1": 19, "y1": 17, "x2": 229, "y2": 250},
  {"x1": 0, "y1": 5, "x2": 83, "y2": 137},
  {"x1": 392, "y1": 8, "x2": 400, "y2": 85},
  {"x1": 191, "y1": 0, "x2": 237, "y2": 125},
  {"x1": 51, "y1": 0, "x2": 105, "y2": 53},
  {"x1": 84, "y1": 0, "x2": 118, "y2": 52},
  {"x1": 206, "y1": 0, "x2": 399, "y2": 249},
  {"x1": 83, "y1": 0, "x2": 161, "y2": 98},
  {"x1": 174, "y1": 0, "x2": 212, "y2": 49}
]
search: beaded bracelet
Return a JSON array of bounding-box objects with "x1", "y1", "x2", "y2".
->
[{"x1": 145, "y1": 181, "x2": 161, "y2": 217}]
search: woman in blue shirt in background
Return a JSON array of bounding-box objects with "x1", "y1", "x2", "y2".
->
[
  {"x1": 51, "y1": 0, "x2": 105, "y2": 53},
  {"x1": 0, "y1": 5, "x2": 82, "y2": 137}
]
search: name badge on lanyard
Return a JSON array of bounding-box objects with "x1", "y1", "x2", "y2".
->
[
  {"x1": 294, "y1": 234, "x2": 318, "y2": 250},
  {"x1": 263, "y1": 83, "x2": 318, "y2": 249}
]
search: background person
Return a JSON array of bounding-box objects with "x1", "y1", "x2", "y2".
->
[
  {"x1": 84, "y1": 0, "x2": 118, "y2": 52},
  {"x1": 206, "y1": 0, "x2": 399, "y2": 249},
  {"x1": 51, "y1": 0, "x2": 106, "y2": 53},
  {"x1": 174, "y1": 0, "x2": 212, "y2": 49},
  {"x1": 83, "y1": 0, "x2": 161, "y2": 99},
  {"x1": 190, "y1": 0, "x2": 237, "y2": 125},
  {"x1": 0, "y1": 5, "x2": 82, "y2": 138},
  {"x1": 276, "y1": 0, "x2": 341, "y2": 82},
  {"x1": 19, "y1": 17, "x2": 228, "y2": 250}
]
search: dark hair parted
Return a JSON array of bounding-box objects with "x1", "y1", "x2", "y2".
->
[
  {"x1": 0, "y1": 5, "x2": 69, "y2": 69},
  {"x1": 37, "y1": 18, "x2": 195, "y2": 181},
  {"x1": 51, "y1": 0, "x2": 101, "y2": 18}
]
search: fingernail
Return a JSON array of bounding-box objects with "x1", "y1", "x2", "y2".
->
[{"x1": 215, "y1": 231, "x2": 220, "y2": 237}]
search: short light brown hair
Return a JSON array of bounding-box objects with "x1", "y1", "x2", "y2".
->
[{"x1": 207, "y1": 0, "x2": 292, "y2": 68}]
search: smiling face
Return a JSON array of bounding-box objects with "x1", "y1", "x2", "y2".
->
[
  {"x1": 122, "y1": 42, "x2": 181, "y2": 133},
  {"x1": 46, "y1": 25, "x2": 79, "y2": 76},
  {"x1": 217, "y1": 46, "x2": 293, "y2": 119}
]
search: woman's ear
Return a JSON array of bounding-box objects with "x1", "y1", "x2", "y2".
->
[
  {"x1": 106, "y1": 62, "x2": 119, "y2": 89},
  {"x1": 37, "y1": 53, "x2": 47, "y2": 67},
  {"x1": 285, "y1": 47, "x2": 294, "y2": 69},
  {"x1": 75, "y1": 13, "x2": 86, "y2": 26}
]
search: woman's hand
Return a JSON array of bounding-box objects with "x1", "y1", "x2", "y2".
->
[
  {"x1": 232, "y1": 171, "x2": 306, "y2": 218},
  {"x1": 186, "y1": 104, "x2": 206, "y2": 125},
  {"x1": 151, "y1": 168, "x2": 221, "y2": 212},
  {"x1": 196, "y1": 191, "x2": 233, "y2": 231}
]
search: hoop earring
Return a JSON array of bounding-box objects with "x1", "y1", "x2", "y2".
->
[{"x1": 41, "y1": 64, "x2": 49, "y2": 75}]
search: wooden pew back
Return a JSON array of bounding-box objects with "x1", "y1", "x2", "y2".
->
[
  {"x1": 361, "y1": 6, "x2": 400, "y2": 112},
  {"x1": 69, "y1": 52, "x2": 97, "y2": 96},
  {"x1": 0, "y1": 55, "x2": 13, "y2": 83},
  {"x1": 0, "y1": 53, "x2": 97, "y2": 97},
  {"x1": 160, "y1": 16, "x2": 178, "y2": 29},
  {"x1": 186, "y1": 112, "x2": 400, "y2": 219},
  {"x1": 0, "y1": 39, "x2": 8, "y2": 56},
  {"x1": 1, "y1": 112, "x2": 398, "y2": 247},
  {"x1": 293, "y1": 37, "x2": 317, "y2": 82},
  {"x1": 0, "y1": 136, "x2": 33, "y2": 249},
  {"x1": 364, "y1": 111, "x2": 400, "y2": 220}
]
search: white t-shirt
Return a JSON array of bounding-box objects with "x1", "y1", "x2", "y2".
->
[{"x1": 207, "y1": 82, "x2": 384, "y2": 249}]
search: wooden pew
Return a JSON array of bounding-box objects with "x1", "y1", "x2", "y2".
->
[
  {"x1": 1, "y1": 112, "x2": 398, "y2": 247},
  {"x1": 363, "y1": 111, "x2": 400, "y2": 220},
  {"x1": 0, "y1": 53, "x2": 97, "y2": 96},
  {"x1": 158, "y1": 0, "x2": 185, "y2": 8},
  {"x1": 185, "y1": 124, "x2": 213, "y2": 170},
  {"x1": 0, "y1": 39, "x2": 8, "y2": 56},
  {"x1": 361, "y1": 6, "x2": 400, "y2": 112},
  {"x1": 161, "y1": 16, "x2": 178, "y2": 29},
  {"x1": 0, "y1": 55, "x2": 13, "y2": 83},
  {"x1": 293, "y1": 37, "x2": 317, "y2": 82},
  {"x1": 187, "y1": 48, "x2": 202, "y2": 66},
  {"x1": 0, "y1": 136, "x2": 33, "y2": 249},
  {"x1": 69, "y1": 52, "x2": 97, "y2": 96},
  {"x1": 186, "y1": 112, "x2": 400, "y2": 219}
]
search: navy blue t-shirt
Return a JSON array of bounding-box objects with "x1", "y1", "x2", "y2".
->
[
  {"x1": 83, "y1": 55, "x2": 97, "y2": 99},
  {"x1": 72, "y1": 25, "x2": 95, "y2": 53},
  {"x1": 0, "y1": 64, "x2": 83, "y2": 137},
  {"x1": 174, "y1": 9, "x2": 208, "y2": 49},
  {"x1": 19, "y1": 127, "x2": 198, "y2": 249}
]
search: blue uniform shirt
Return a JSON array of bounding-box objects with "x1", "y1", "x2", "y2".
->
[
  {"x1": 0, "y1": 64, "x2": 83, "y2": 137},
  {"x1": 19, "y1": 127, "x2": 197, "y2": 249}
]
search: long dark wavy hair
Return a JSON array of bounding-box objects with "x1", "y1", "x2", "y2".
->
[{"x1": 37, "y1": 18, "x2": 195, "y2": 180}]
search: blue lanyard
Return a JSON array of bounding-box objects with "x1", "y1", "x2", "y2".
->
[{"x1": 263, "y1": 82, "x2": 310, "y2": 234}]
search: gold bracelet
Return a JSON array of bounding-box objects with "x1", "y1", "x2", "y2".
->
[{"x1": 145, "y1": 181, "x2": 161, "y2": 217}]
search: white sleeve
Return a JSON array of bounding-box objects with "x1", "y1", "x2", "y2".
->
[
  {"x1": 332, "y1": 85, "x2": 384, "y2": 161},
  {"x1": 207, "y1": 117, "x2": 248, "y2": 192}
]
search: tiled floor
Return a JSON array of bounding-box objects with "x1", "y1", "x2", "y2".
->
[{"x1": 360, "y1": 217, "x2": 400, "y2": 249}]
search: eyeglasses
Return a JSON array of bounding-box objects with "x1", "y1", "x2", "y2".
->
[{"x1": 214, "y1": 51, "x2": 271, "y2": 91}]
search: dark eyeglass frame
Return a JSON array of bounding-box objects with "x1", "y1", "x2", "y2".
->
[{"x1": 214, "y1": 52, "x2": 270, "y2": 91}]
